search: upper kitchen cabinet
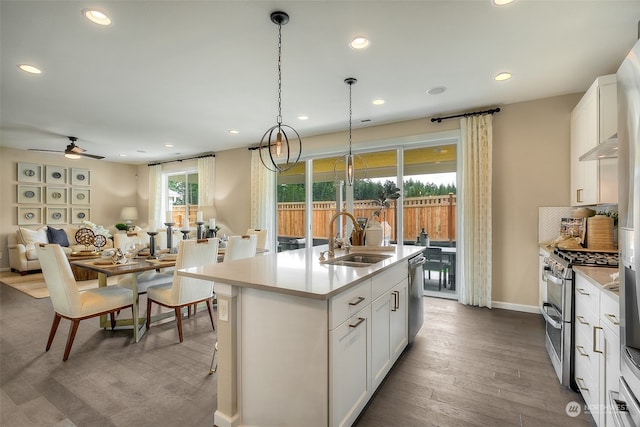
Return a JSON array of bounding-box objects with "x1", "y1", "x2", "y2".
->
[{"x1": 570, "y1": 74, "x2": 618, "y2": 206}]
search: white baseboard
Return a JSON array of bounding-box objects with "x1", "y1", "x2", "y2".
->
[
  {"x1": 0, "y1": 267, "x2": 11, "y2": 272},
  {"x1": 492, "y1": 300, "x2": 540, "y2": 314}
]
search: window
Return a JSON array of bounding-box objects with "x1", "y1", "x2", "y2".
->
[{"x1": 165, "y1": 171, "x2": 198, "y2": 228}]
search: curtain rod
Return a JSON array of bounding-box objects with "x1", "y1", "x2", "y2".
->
[
  {"x1": 430, "y1": 107, "x2": 501, "y2": 123},
  {"x1": 147, "y1": 153, "x2": 215, "y2": 167}
]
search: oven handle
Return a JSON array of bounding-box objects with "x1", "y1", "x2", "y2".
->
[
  {"x1": 545, "y1": 272, "x2": 565, "y2": 285},
  {"x1": 541, "y1": 303, "x2": 563, "y2": 329}
]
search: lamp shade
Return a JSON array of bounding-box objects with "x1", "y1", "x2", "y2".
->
[{"x1": 120, "y1": 206, "x2": 139, "y2": 221}]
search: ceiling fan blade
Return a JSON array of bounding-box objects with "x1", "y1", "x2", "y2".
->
[
  {"x1": 79, "y1": 152, "x2": 105, "y2": 160},
  {"x1": 28, "y1": 148, "x2": 64, "y2": 153}
]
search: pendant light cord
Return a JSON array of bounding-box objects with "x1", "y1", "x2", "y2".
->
[
  {"x1": 348, "y1": 81, "x2": 353, "y2": 156},
  {"x1": 277, "y1": 22, "x2": 283, "y2": 126}
]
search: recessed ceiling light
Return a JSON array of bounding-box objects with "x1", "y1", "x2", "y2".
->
[
  {"x1": 372, "y1": 99, "x2": 385, "y2": 105},
  {"x1": 350, "y1": 36, "x2": 370, "y2": 50},
  {"x1": 164, "y1": 144, "x2": 173, "y2": 148},
  {"x1": 495, "y1": 72, "x2": 512, "y2": 81},
  {"x1": 228, "y1": 130, "x2": 239, "y2": 134},
  {"x1": 83, "y1": 9, "x2": 111, "y2": 26},
  {"x1": 297, "y1": 115, "x2": 309, "y2": 120},
  {"x1": 18, "y1": 64, "x2": 42, "y2": 74},
  {"x1": 119, "y1": 154, "x2": 127, "y2": 157},
  {"x1": 427, "y1": 86, "x2": 447, "y2": 95},
  {"x1": 493, "y1": 0, "x2": 515, "y2": 5}
]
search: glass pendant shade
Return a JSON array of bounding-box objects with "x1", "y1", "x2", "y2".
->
[{"x1": 346, "y1": 153, "x2": 355, "y2": 186}]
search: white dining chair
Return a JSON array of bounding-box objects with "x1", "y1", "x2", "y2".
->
[
  {"x1": 37, "y1": 244, "x2": 134, "y2": 361},
  {"x1": 246, "y1": 228, "x2": 267, "y2": 250},
  {"x1": 145, "y1": 238, "x2": 219, "y2": 342},
  {"x1": 223, "y1": 235, "x2": 258, "y2": 262}
]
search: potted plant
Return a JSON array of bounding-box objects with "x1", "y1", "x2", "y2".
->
[{"x1": 115, "y1": 223, "x2": 128, "y2": 233}]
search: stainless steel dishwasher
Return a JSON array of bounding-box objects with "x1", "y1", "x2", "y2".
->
[{"x1": 408, "y1": 253, "x2": 426, "y2": 343}]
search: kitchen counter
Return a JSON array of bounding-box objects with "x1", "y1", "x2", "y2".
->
[
  {"x1": 179, "y1": 243, "x2": 424, "y2": 299},
  {"x1": 574, "y1": 265, "x2": 619, "y2": 298},
  {"x1": 179, "y1": 244, "x2": 424, "y2": 427}
]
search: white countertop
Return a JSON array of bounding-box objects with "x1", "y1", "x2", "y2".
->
[{"x1": 178, "y1": 244, "x2": 425, "y2": 300}]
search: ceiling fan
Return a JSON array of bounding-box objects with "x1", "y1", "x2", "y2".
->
[{"x1": 29, "y1": 136, "x2": 105, "y2": 159}]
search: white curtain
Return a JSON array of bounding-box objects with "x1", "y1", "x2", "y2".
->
[
  {"x1": 148, "y1": 164, "x2": 163, "y2": 230},
  {"x1": 250, "y1": 150, "x2": 276, "y2": 252},
  {"x1": 458, "y1": 114, "x2": 493, "y2": 308},
  {"x1": 198, "y1": 156, "x2": 215, "y2": 207}
]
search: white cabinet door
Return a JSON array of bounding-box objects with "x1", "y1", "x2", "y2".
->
[
  {"x1": 330, "y1": 305, "x2": 371, "y2": 427},
  {"x1": 390, "y1": 279, "x2": 408, "y2": 361},
  {"x1": 371, "y1": 292, "x2": 392, "y2": 389}
]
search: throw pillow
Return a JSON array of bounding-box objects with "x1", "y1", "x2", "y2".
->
[
  {"x1": 47, "y1": 226, "x2": 70, "y2": 247},
  {"x1": 18, "y1": 226, "x2": 48, "y2": 249}
]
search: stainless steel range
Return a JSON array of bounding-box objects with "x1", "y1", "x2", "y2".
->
[{"x1": 542, "y1": 248, "x2": 619, "y2": 390}]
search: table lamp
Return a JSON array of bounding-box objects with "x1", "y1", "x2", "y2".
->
[{"x1": 120, "y1": 206, "x2": 139, "y2": 231}]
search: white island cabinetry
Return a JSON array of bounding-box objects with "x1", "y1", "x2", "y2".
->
[{"x1": 179, "y1": 245, "x2": 421, "y2": 427}]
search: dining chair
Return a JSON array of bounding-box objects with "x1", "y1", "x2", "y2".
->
[
  {"x1": 145, "y1": 238, "x2": 219, "y2": 343},
  {"x1": 423, "y1": 247, "x2": 450, "y2": 291},
  {"x1": 36, "y1": 244, "x2": 134, "y2": 361},
  {"x1": 246, "y1": 228, "x2": 267, "y2": 250},
  {"x1": 223, "y1": 235, "x2": 258, "y2": 262}
]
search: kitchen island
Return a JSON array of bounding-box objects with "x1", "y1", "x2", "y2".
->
[{"x1": 178, "y1": 244, "x2": 424, "y2": 427}]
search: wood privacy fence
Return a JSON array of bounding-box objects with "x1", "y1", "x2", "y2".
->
[{"x1": 277, "y1": 194, "x2": 456, "y2": 242}]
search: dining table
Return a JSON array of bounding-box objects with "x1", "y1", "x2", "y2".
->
[{"x1": 70, "y1": 256, "x2": 176, "y2": 342}]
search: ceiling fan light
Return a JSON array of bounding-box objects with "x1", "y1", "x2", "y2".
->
[{"x1": 65, "y1": 153, "x2": 81, "y2": 159}]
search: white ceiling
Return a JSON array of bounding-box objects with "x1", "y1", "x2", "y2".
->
[{"x1": 1, "y1": 1, "x2": 639, "y2": 165}]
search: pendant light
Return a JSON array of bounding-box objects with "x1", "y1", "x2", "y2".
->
[
  {"x1": 258, "y1": 11, "x2": 302, "y2": 173},
  {"x1": 345, "y1": 77, "x2": 357, "y2": 186}
]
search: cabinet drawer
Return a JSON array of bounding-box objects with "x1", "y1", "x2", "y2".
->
[
  {"x1": 575, "y1": 353, "x2": 598, "y2": 408},
  {"x1": 600, "y1": 290, "x2": 620, "y2": 332},
  {"x1": 330, "y1": 280, "x2": 371, "y2": 330},
  {"x1": 575, "y1": 275, "x2": 600, "y2": 316},
  {"x1": 371, "y1": 263, "x2": 408, "y2": 300}
]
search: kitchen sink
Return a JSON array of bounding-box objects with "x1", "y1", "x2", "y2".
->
[{"x1": 322, "y1": 253, "x2": 392, "y2": 267}]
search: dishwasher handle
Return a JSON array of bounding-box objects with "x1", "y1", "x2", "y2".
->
[{"x1": 409, "y1": 256, "x2": 426, "y2": 267}]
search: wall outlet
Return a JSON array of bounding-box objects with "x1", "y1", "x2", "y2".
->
[{"x1": 219, "y1": 299, "x2": 228, "y2": 322}]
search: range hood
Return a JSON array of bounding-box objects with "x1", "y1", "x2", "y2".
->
[{"x1": 579, "y1": 133, "x2": 618, "y2": 161}]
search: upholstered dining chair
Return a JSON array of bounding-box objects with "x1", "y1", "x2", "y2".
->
[
  {"x1": 246, "y1": 228, "x2": 267, "y2": 250},
  {"x1": 145, "y1": 238, "x2": 219, "y2": 342},
  {"x1": 36, "y1": 244, "x2": 134, "y2": 361},
  {"x1": 223, "y1": 235, "x2": 258, "y2": 262}
]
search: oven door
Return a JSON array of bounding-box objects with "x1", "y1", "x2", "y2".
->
[{"x1": 542, "y1": 302, "x2": 566, "y2": 383}]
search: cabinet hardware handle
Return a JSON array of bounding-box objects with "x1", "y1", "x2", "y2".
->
[
  {"x1": 606, "y1": 313, "x2": 620, "y2": 326},
  {"x1": 391, "y1": 290, "x2": 400, "y2": 312},
  {"x1": 576, "y1": 345, "x2": 589, "y2": 357},
  {"x1": 349, "y1": 317, "x2": 365, "y2": 328},
  {"x1": 576, "y1": 377, "x2": 589, "y2": 391},
  {"x1": 576, "y1": 315, "x2": 590, "y2": 325},
  {"x1": 395, "y1": 290, "x2": 400, "y2": 310},
  {"x1": 593, "y1": 326, "x2": 603, "y2": 354},
  {"x1": 576, "y1": 288, "x2": 590, "y2": 296},
  {"x1": 349, "y1": 296, "x2": 365, "y2": 306},
  {"x1": 577, "y1": 189, "x2": 583, "y2": 203}
]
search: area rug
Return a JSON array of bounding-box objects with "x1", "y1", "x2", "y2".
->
[{"x1": 0, "y1": 273, "x2": 118, "y2": 299}]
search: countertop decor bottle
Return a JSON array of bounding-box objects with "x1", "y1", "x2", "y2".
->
[{"x1": 419, "y1": 228, "x2": 429, "y2": 246}]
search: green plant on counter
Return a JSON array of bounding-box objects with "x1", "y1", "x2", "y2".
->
[
  {"x1": 115, "y1": 223, "x2": 128, "y2": 231},
  {"x1": 597, "y1": 210, "x2": 618, "y2": 227}
]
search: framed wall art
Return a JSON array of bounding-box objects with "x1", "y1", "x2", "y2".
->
[
  {"x1": 71, "y1": 168, "x2": 90, "y2": 186},
  {"x1": 46, "y1": 187, "x2": 68, "y2": 204},
  {"x1": 18, "y1": 207, "x2": 43, "y2": 225},
  {"x1": 71, "y1": 208, "x2": 90, "y2": 224},
  {"x1": 45, "y1": 165, "x2": 67, "y2": 184},
  {"x1": 17, "y1": 163, "x2": 43, "y2": 183},
  {"x1": 17, "y1": 185, "x2": 42, "y2": 204},
  {"x1": 71, "y1": 188, "x2": 90, "y2": 205},
  {"x1": 46, "y1": 207, "x2": 68, "y2": 225}
]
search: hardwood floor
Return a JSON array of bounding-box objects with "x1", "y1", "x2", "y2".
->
[{"x1": 1, "y1": 276, "x2": 593, "y2": 426}]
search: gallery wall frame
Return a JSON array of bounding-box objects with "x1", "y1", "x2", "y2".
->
[
  {"x1": 46, "y1": 207, "x2": 68, "y2": 225},
  {"x1": 71, "y1": 168, "x2": 90, "y2": 186},
  {"x1": 17, "y1": 185, "x2": 42, "y2": 204},
  {"x1": 71, "y1": 208, "x2": 90, "y2": 224},
  {"x1": 71, "y1": 188, "x2": 90, "y2": 205},
  {"x1": 46, "y1": 187, "x2": 68, "y2": 204},
  {"x1": 17, "y1": 163, "x2": 43, "y2": 183},
  {"x1": 18, "y1": 207, "x2": 43, "y2": 225},
  {"x1": 45, "y1": 165, "x2": 67, "y2": 184}
]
